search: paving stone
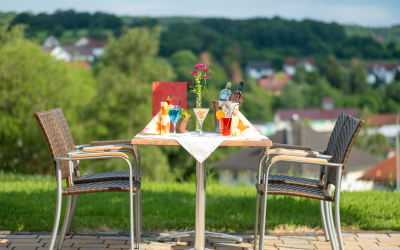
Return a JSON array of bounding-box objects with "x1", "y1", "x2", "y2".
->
[
  {"x1": 98, "y1": 236, "x2": 130, "y2": 240},
  {"x1": 73, "y1": 243, "x2": 108, "y2": 248},
  {"x1": 170, "y1": 246, "x2": 192, "y2": 249},
  {"x1": 0, "y1": 232, "x2": 11, "y2": 235},
  {"x1": 104, "y1": 239, "x2": 128, "y2": 244},
  {"x1": 71, "y1": 235, "x2": 99, "y2": 239},
  {"x1": 79, "y1": 248, "x2": 110, "y2": 250},
  {"x1": 12, "y1": 248, "x2": 39, "y2": 250},
  {"x1": 280, "y1": 236, "x2": 317, "y2": 240},
  {"x1": 14, "y1": 232, "x2": 32, "y2": 235},
  {"x1": 377, "y1": 242, "x2": 400, "y2": 246},
  {"x1": 0, "y1": 239, "x2": 40, "y2": 243},
  {"x1": 282, "y1": 240, "x2": 311, "y2": 244},
  {"x1": 377, "y1": 237, "x2": 400, "y2": 242},
  {"x1": 356, "y1": 234, "x2": 389, "y2": 238},
  {"x1": 108, "y1": 244, "x2": 131, "y2": 248},
  {"x1": 264, "y1": 236, "x2": 280, "y2": 240},
  {"x1": 0, "y1": 235, "x2": 38, "y2": 239},
  {"x1": 9, "y1": 243, "x2": 45, "y2": 247},
  {"x1": 215, "y1": 247, "x2": 243, "y2": 250},
  {"x1": 343, "y1": 236, "x2": 357, "y2": 242},
  {"x1": 361, "y1": 246, "x2": 400, "y2": 249},
  {"x1": 390, "y1": 234, "x2": 400, "y2": 238},
  {"x1": 37, "y1": 248, "x2": 78, "y2": 250},
  {"x1": 356, "y1": 237, "x2": 380, "y2": 242},
  {"x1": 98, "y1": 231, "x2": 120, "y2": 236},
  {"x1": 309, "y1": 241, "x2": 330, "y2": 245},
  {"x1": 344, "y1": 242, "x2": 379, "y2": 246},
  {"x1": 208, "y1": 238, "x2": 237, "y2": 243},
  {"x1": 277, "y1": 245, "x2": 315, "y2": 250}
]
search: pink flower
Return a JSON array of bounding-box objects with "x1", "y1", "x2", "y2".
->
[
  {"x1": 193, "y1": 63, "x2": 204, "y2": 69},
  {"x1": 190, "y1": 71, "x2": 199, "y2": 75},
  {"x1": 203, "y1": 68, "x2": 211, "y2": 72},
  {"x1": 203, "y1": 75, "x2": 211, "y2": 79}
]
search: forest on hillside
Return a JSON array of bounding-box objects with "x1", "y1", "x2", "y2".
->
[{"x1": 5, "y1": 10, "x2": 400, "y2": 69}]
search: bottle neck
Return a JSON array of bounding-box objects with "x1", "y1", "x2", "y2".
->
[{"x1": 237, "y1": 82, "x2": 243, "y2": 91}]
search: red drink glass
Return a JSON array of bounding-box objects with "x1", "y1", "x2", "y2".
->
[{"x1": 220, "y1": 118, "x2": 232, "y2": 136}]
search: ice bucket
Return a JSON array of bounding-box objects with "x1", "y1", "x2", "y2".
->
[{"x1": 211, "y1": 100, "x2": 243, "y2": 133}]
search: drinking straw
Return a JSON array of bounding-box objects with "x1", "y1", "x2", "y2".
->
[{"x1": 228, "y1": 104, "x2": 239, "y2": 118}]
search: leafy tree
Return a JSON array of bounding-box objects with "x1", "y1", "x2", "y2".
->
[
  {"x1": 87, "y1": 26, "x2": 176, "y2": 181},
  {"x1": 349, "y1": 60, "x2": 367, "y2": 93},
  {"x1": 170, "y1": 50, "x2": 198, "y2": 82},
  {"x1": 323, "y1": 55, "x2": 349, "y2": 93},
  {"x1": 0, "y1": 23, "x2": 95, "y2": 174}
]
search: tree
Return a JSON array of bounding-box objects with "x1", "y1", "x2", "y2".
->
[
  {"x1": 0, "y1": 23, "x2": 95, "y2": 174},
  {"x1": 323, "y1": 55, "x2": 349, "y2": 93},
  {"x1": 170, "y1": 50, "x2": 198, "y2": 82},
  {"x1": 88, "y1": 26, "x2": 176, "y2": 181},
  {"x1": 349, "y1": 59, "x2": 367, "y2": 93}
]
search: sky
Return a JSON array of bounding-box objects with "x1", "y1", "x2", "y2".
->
[{"x1": 2, "y1": 0, "x2": 400, "y2": 27}]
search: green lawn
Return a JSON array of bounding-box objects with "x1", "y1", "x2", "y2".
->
[{"x1": 0, "y1": 173, "x2": 399, "y2": 232}]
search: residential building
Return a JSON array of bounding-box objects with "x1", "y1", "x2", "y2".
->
[
  {"x1": 283, "y1": 57, "x2": 315, "y2": 76},
  {"x1": 246, "y1": 60, "x2": 273, "y2": 79},
  {"x1": 364, "y1": 62, "x2": 400, "y2": 84},
  {"x1": 258, "y1": 72, "x2": 290, "y2": 95},
  {"x1": 41, "y1": 36, "x2": 105, "y2": 63},
  {"x1": 274, "y1": 98, "x2": 359, "y2": 133},
  {"x1": 212, "y1": 120, "x2": 379, "y2": 190},
  {"x1": 358, "y1": 155, "x2": 398, "y2": 190},
  {"x1": 368, "y1": 113, "x2": 400, "y2": 142}
]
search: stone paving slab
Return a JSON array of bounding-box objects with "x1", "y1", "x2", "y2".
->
[{"x1": 0, "y1": 231, "x2": 400, "y2": 249}]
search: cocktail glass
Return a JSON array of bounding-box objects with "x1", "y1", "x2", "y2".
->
[
  {"x1": 169, "y1": 105, "x2": 181, "y2": 136},
  {"x1": 193, "y1": 108, "x2": 209, "y2": 134},
  {"x1": 220, "y1": 118, "x2": 232, "y2": 136}
]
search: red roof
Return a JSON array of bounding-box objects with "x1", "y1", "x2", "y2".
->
[
  {"x1": 364, "y1": 62, "x2": 400, "y2": 71},
  {"x1": 88, "y1": 39, "x2": 105, "y2": 47},
  {"x1": 276, "y1": 108, "x2": 359, "y2": 121},
  {"x1": 359, "y1": 156, "x2": 398, "y2": 183},
  {"x1": 284, "y1": 57, "x2": 315, "y2": 67},
  {"x1": 258, "y1": 73, "x2": 290, "y2": 91},
  {"x1": 368, "y1": 113, "x2": 397, "y2": 127}
]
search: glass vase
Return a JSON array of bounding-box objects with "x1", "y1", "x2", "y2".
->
[{"x1": 196, "y1": 97, "x2": 202, "y2": 131}]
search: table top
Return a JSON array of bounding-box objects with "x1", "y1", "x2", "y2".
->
[{"x1": 91, "y1": 135, "x2": 272, "y2": 147}]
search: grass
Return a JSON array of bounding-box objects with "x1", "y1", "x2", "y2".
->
[{"x1": 1, "y1": 173, "x2": 400, "y2": 232}]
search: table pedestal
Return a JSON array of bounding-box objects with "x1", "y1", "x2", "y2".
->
[{"x1": 157, "y1": 160, "x2": 242, "y2": 249}]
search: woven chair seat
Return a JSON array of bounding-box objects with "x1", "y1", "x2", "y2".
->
[
  {"x1": 63, "y1": 180, "x2": 141, "y2": 196},
  {"x1": 74, "y1": 171, "x2": 142, "y2": 184},
  {"x1": 256, "y1": 183, "x2": 333, "y2": 201},
  {"x1": 268, "y1": 175, "x2": 324, "y2": 189}
]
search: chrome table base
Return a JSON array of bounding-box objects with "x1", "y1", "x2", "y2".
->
[
  {"x1": 157, "y1": 230, "x2": 242, "y2": 243},
  {"x1": 157, "y1": 160, "x2": 242, "y2": 250}
]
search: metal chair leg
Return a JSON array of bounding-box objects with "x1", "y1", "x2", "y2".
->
[
  {"x1": 66, "y1": 194, "x2": 79, "y2": 235},
  {"x1": 324, "y1": 201, "x2": 337, "y2": 250},
  {"x1": 334, "y1": 167, "x2": 345, "y2": 250},
  {"x1": 319, "y1": 200, "x2": 330, "y2": 242},
  {"x1": 58, "y1": 195, "x2": 73, "y2": 250},
  {"x1": 135, "y1": 188, "x2": 141, "y2": 249},
  {"x1": 49, "y1": 163, "x2": 63, "y2": 250},
  {"x1": 329, "y1": 201, "x2": 339, "y2": 248},
  {"x1": 253, "y1": 193, "x2": 260, "y2": 250}
]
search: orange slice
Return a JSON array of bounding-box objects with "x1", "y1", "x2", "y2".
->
[{"x1": 216, "y1": 110, "x2": 225, "y2": 120}]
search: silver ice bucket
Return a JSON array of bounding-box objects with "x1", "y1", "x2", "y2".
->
[{"x1": 211, "y1": 100, "x2": 243, "y2": 133}]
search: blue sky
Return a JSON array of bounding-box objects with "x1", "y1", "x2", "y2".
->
[{"x1": 2, "y1": 0, "x2": 400, "y2": 27}]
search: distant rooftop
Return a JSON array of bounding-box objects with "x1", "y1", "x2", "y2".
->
[
  {"x1": 369, "y1": 113, "x2": 397, "y2": 127},
  {"x1": 246, "y1": 60, "x2": 271, "y2": 70},
  {"x1": 284, "y1": 57, "x2": 315, "y2": 67},
  {"x1": 359, "y1": 156, "x2": 397, "y2": 184}
]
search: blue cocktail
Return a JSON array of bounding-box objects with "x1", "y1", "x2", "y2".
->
[{"x1": 169, "y1": 106, "x2": 181, "y2": 136}]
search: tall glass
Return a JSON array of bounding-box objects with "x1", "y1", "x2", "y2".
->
[
  {"x1": 168, "y1": 106, "x2": 181, "y2": 136},
  {"x1": 220, "y1": 118, "x2": 232, "y2": 136},
  {"x1": 193, "y1": 108, "x2": 209, "y2": 134}
]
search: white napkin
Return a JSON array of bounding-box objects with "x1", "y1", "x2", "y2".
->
[{"x1": 134, "y1": 132, "x2": 267, "y2": 163}]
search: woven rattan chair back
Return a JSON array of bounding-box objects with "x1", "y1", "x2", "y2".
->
[
  {"x1": 318, "y1": 113, "x2": 349, "y2": 181},
  {"x1": 34, "y1": 110, "x2": 71, "y2": 181},
  {"x1": 326, "y1": 116, "x2": 364, "y2": 187},
  {"x1": 52, "y1": 108, "x2": 79, "y2": 172}
]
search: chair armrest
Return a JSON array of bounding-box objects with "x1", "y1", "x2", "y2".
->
[
  {"x1": 82, "y1": 145, "x2": 135, "y2": 155},
  {"x1": 271, "y1": 143, "x2": 312, "y2": 151},
  {"x1": 269, "y1": 149, "x2": 319, "y2": 157},
  {"x1": 74, "y1": 144, "x2": 91, "y2": 149},
  {"x1": 90, "y1": 140, "x2": 131, "y2": 146},
  {"x1": 70, "y1": 152, "x2": 129, "y2": 159},
  {"x1": 269, "y1": 155, "x2": 343, "y2": 168}
]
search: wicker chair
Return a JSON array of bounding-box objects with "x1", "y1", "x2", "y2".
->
[
  {"x1": 254, "y1": 116, "x2": 364, "y2": 250},
  {"x1": 34, "y1": 110, "x2": 141, "y2": 250},
  {"x1": 255, "y1": 113, "x2": 348, "y2": 242},
  {"x1": 51, "y1": 108, "x2": 142, "y2": 238}
]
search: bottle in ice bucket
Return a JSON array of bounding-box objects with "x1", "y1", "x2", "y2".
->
[
  {"x1": 219, "y1": 82, "x2": 232, "y2": 101},
  {"x1": 229, "y1": 81, "x2": 244, "y2": 102}
]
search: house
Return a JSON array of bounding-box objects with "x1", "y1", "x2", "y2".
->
[
  {"x1": 358, "y1": 155, "x2": 398, "y2": 190},
  {"x1": 212, "y1": 120, "x2": 379, "y2": 190},
  {"x1": 283, "y1": 57, "x2": 315, "y2": 76},
  {"x1": 368, "y1": 113, "x2": 400, "y2": 143},
  {"x1": 274, "y1": 97, "x2": 359, "y2": 133},
  {"x1": 41, "y1": 36, "x2": 105, "y2": 63},
  {"x1": 364, "y1": 62, "x2": 400, "y2": 84},
  {"x1": 246, "y1": 60, "x2": 273, "y2": 79},
  {"x1": 258, "y1": 72, "x2": 290, "y2": 95}
]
